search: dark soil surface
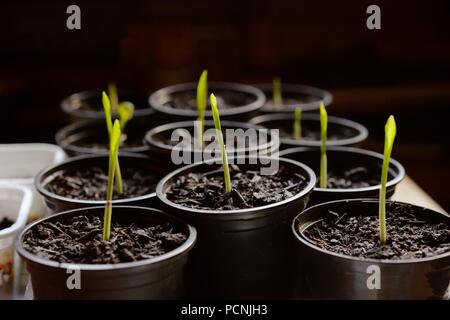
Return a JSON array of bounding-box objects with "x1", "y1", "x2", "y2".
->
[
  {"x1": 279, "y1": 127, "x2": 344, "y2": 141},
  {"x1": 45, "y1": 167, "x2": 158, "y2": 200},
  {"x1": 22, "y1": 214, "x2": 187, "y2": 264},
  {"x1": 263, "y1": 97, "x2": 315, "y2": 110},
  {"x1": 73, "y1": 134, "x2": 143, "y2": 150},
  {"x1": 320, "y1": 166, "x2": 380, "y2": 189},
  {"x1": 78, "y1": 96, "x2": 147, "y2": 112},
  {"x1": 164, "y1": 91, "x2": 253, "y2": 110},
  {"x1": 303, "y1": 203, "x2": 450, "y2": 260},
  {"x1": 0, "y1": 217, "x2": 14, "y2": 231},
  {"x1": 166, "y1": 164, "x2": 308, "y2": 210}
]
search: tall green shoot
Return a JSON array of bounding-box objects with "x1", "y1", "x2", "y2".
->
[
  {"x1": 319, "y1": 102, "x2": 328, "y2": 189},
  {"x1": 102, "y1": 92, "x2": 123, "y2": 194},
  {"x1": 118, "y1": 101, "x2": 135, "y2": 131},
  {"x1": 379, "y1": 116, "x2": 396, "y2": 245},
  {"x1": 293, "y1": 106, "x2": 302, "y2": 139},
  {"x1": 210, "y1": 93, "x2": 231, "y2": 193},
  {"x1": 196, "y1": 70, "x2": 208, "y2": 147},
  {"x1": 108, "y1": 83, "x2": 119, "y2": 113},
  {"x1": 273, "y1": 77, "x2": 282, "y2": 109},
  {"x1": 103, "y1": 120, "x2": 122, "y2": 241}
]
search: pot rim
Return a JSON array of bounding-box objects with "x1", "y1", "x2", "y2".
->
[
  {"x1": 254, "y1": 83, "x2": 333, "y2": 112},
  {"x1": 35, "y1": 154, "x2": 158, "y2": 205},
  {"x1": 61, "y1": 89, "x2": 154, "y2": 119},
  {"x1": 156, "y1": 156, "x2": 316, "y2": 216},
  {"x1": 55, "y1": 119, "x2": 150, "y2": 155},
  {"x1": 279, "y1": 146, "x2": 405, "y2": 193},
  {"x1": 16, "y1": 205, "x2": 197, "y2": 271},
  {"x1": 250, "y1": 113, "x2": 369, "y2": 147},
  {"x1": 292, "y1": 198, "x2": 450, "y2": 264},
  {"x1": 149, "y1": 82, "x2": 266, "y2": 117},
  {"x1": 144, "y1": 120, "x2": 279, "y2": 154}
]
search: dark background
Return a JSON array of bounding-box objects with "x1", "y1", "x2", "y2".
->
[{"x1": 0, "y1": 0, "x2": 449, "y2": 209}]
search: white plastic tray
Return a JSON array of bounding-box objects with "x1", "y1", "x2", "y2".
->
[
  {"x1": 0, "y1": 184, "x2": 32, "y2": 299},
  {"x1": 0, "y1": 143, "x2": 66, "y2": 220}
]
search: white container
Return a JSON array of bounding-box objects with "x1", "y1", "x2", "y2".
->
[
  {"x1": 0, "y1": 144, "x2": 66, "y2": 220},
  {"x1": 0, "y1": 184, "x2": 32, "y2": 299}
]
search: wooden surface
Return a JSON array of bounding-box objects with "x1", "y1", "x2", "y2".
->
[{"x1": 392, "y1": 176, "x2": 447, "y2": 214}]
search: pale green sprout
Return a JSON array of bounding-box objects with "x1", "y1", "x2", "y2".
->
[
  {"x1": 118, "y1": 101, "x2": 135, "y2": 131},
  {"x1": 273, "y1": 77, "x2": 282, "y2": 109},
  {"x1": 293, "y1": 107, "x2": 302, "y2": 139},
  {"x1": 108, "y1": 83, "x2": 119, "y2": 113},
  {"x1": 196, "y1": 70, "x2": 208, "y2": 147},
  {"x1": 319, "y1": 102, "x2": 328, "y2": 189},
  {"x1": 103, "y1": 120, "x2": 122, "y2": 241},
  {"x1": 210, "y1": 93, "x2": 231, "y2": 193},
  {"x1": 379, "y1": 115, "x2": 396, "y2": 245},
  {"x1": 102, "y1": 92, "x2": 123, "y2": 194}
]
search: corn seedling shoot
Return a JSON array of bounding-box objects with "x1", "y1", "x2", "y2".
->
[
  {"x1": 102, "y1": 91, "x2": 123, "y2": 194},
  {"x1": 118, "y1": 101, "x2": 135, "y2": 131},
  {"x1": 103, "y1": 120, "x2": 122, "y2": 241},
  {"x1": 196, "y1": 70, "x2": 208, "y2": 147},
  {"x1": 293, "y1": 106, "x2": 302, "y2": 139},
  {"x1": 210, "y1": 93, "x2": 231, "y2": 193},
  {"x1": 108, "y1": 83, "x2": 119, "y2": 113},
  {"x1": 379, "y1": 115, "x2": 397, "y2": 245},
  {"x1": 273, "y1": 77, "x2": 282, "y2": 109},
  {"x1": 319, "y1": 102, "x2": 328, "y2": 189}
]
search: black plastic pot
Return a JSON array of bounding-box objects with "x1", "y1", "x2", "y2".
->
[
  {"x1": 254, "y1": 83, "x2": 333, "y2": 114},
  {"x1": 149, "y1": 82, "x2": 266, "y2": 121},
  {"x1": 144, "y1": 120, "x2": 280, "y2": 170},
  {"x1": 292, "y1": 199, "x2": 450, "y2": 299},
  {"x1": 16, "y1": 206, "x2": 196, "y2": 299},
  {"x1": 250, "y1": 113, "x2": 368, "y2": 150},
  {"x1": 55, "y1": 115, "x2": 168, "y2": 157},
  {"x1": 61, "y1": 89, "x2": 154, "y2": 121},
  {"x1": 279, "y1": 147, "x2": 405, "y2": 205},
  {"x1": 36, "y1": 154, "x2": 163, "y2": 213},
  {"x1": 156, "y1": 157, "x2": 316, "y2": 299}
]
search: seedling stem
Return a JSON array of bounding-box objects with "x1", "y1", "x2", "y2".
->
[
  {"x1": 273, "y1": 77, "x2": 282, "y2": 109},
  {"x1": 379, "y1": 115, "x2": 396, "y2": 245},
  {"x1": 293, "y1": 107, "x2": 302, "y2": 139},
  {"x1": 210, "y1": 93, "x2": 231, "y2": 193},
  {"x1": 103, "y1": 120, "x2": 121, "y2": 241},
  {"x1": 319, "y1": 102, "x2": 328, "y2": 189}
]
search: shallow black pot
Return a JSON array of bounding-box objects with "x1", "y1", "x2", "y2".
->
[
  {"x1": 279, "y1": 147, "x2": 405, "y2": 205},
  {"x1": 56, "y1": 115, "x2": 168, "y2": 157},
  {"x1": 36, "y1": 154, "x2": 163, "y2": 212},
  {"x1": 254, "y1": 83, "x2": 333, "y2": 114},
  {"x1": 250, "y1": 113, "x2": 368, "y2": 150},
  {"x1": 61, "y1": 89, "x2": 154, "y2": 121},
  {"x1": 16, "y1": 206, "x2": 196, "y2": 299},
  {"x1": 144, "y1": 120, "x2": 279, "y2": 170},
  {"x1": 156, "y1": 157, "x2": 316, "y2": 299},
  {"x1": 292, "y1": 199, "x2": 450, "y2": 299},
  {"x1": 149, "y1": 82, "x2": 265, "y2": 121}
]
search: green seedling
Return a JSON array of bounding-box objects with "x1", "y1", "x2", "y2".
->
[
  {"x1": 196, "y1": 70, "x2": 208, "y2": 147},
  {"x1": 118, "y1": 101, "x2": 135, "y2": 131},
  {"x1": 319, "y1": 102, "x2": 328, "y2": 189},
  {"x1": 379, "y1": 115, "x2": 396, "y2": 245},
  {"x1": 102, "y1": 91, "x2": 123, "y2": 194},
  {"x1": 210, "y1": 93, "x2": 231, "y2": 193},
  {"x1": 273, "y1": 77, "x2": 282, "y2": 109},
  {"x1": 293, "y1": 106, "x2": 302, "y2": 139},
  {"x1": 103, "y1": 120, "x2": 122, "y2": 241},
  {"x1": 108, "y1": 83, "x2": 119, "y2": 113}
]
